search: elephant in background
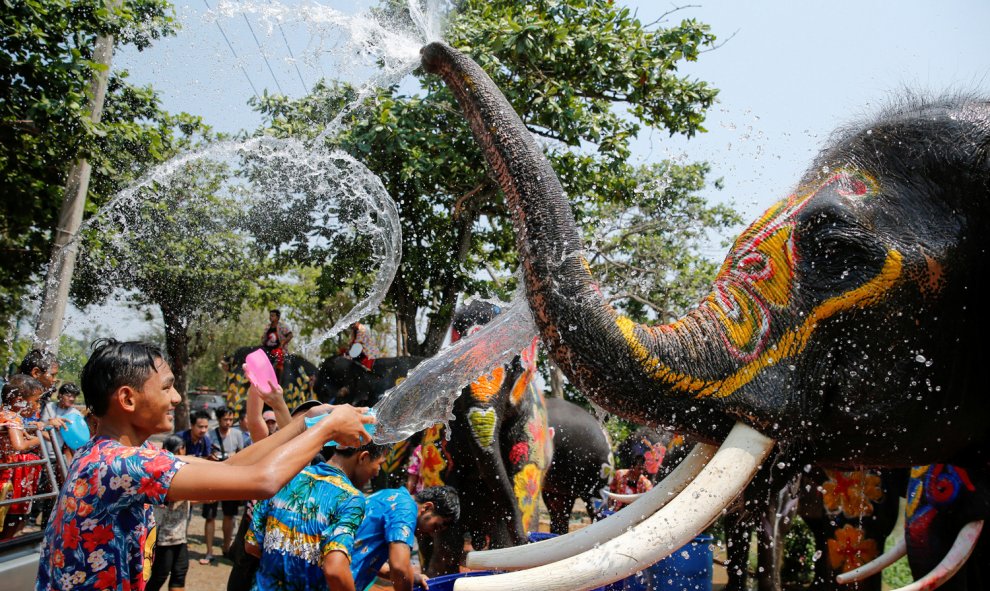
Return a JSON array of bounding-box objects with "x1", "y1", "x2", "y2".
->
[
  {"x1": 314, "y1": 354, "x2": 424, "y2": 406},
  {"x1": 542, "y1": 397, "x2": 612, "y2": 535},
  {"x1": 223, "y1": 346, "x2": 318, "y2": 417},
  {"x1": 422, "y1": 41, "x2": 990, "y2": 590}
]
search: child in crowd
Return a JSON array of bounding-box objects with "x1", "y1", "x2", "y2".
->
[
  {"x1": 148, "y1": 436, "x2": 191, "y2": 591},
  {"x1": 35, "y1": 338, "x2": 374, "y2": 591},
  {"x1": 0, "y1": 374, "x2": 66, "y2": 539}
]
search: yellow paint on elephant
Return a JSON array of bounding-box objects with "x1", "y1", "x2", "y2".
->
[
  {"x1": 617, "y1": 249, "x2": 903, "y2": 398},
  {"x1": 419, "y1": 425, "x2": 447, "y2": 487},
  {"x1": 468, "y1": 407, "x2": 498, "y2": 448},
  {"x1": 470, "y1": 367, "x2": 505, "y2": 403},
  {"x1": 382, "y1": 440, "x2": 410, "y2": 475},
  {"x1": 513, "y1": 463, "x2": 543, "y2": 532}
]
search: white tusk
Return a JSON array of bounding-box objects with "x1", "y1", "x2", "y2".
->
[
  {"x1": 455, "y1": 422, "x2": 774, "y2": 591},
  {"x1": 465, "y1": 444, "x2": 717, "y2": 570},
  {"x1": 890, "y1": 520, "x2": 983, "y2": 591},
  {"x1": 601, "y1": 490, "x2": 644, "y2": 504},
  {"x1": 836, "y1": 537, "x2": 907, "y2": 584}
]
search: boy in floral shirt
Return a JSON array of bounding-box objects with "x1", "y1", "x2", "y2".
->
[{"x1": 36, "y1": 339, "x2": 375, "y2": 591}]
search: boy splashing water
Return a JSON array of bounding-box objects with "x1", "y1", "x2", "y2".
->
[{"x1": 36, "y1": 339, "x2": 374, "y2": 591}]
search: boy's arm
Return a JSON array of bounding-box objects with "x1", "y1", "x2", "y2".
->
[
  {"x1": 322, "y1": 552, "x2": 356, "y2": 591},
  {"x1": 166, "y1": 405, "x2": 373, "y2": 502},
  {"x1": 386, "y1": 542, "x2": 415, "y2": 591}
]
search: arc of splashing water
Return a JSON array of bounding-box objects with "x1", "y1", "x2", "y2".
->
[{"x1": 373, "y1": 290, "x2": 540, "y2": 443}]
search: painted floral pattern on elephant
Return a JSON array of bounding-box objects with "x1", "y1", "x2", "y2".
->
[
  {"x1": 826, "y1": 523, "x2": 879, "y2": 572},
  {"x1": 821, "y1": 469, "x2": 884, "y2": 518},
  {"x1": 513, "y1": 463, "x2": 542, "y2": 530},
  {"x1": 418, "y1": 425, "x2": 448, "y2": 488}
]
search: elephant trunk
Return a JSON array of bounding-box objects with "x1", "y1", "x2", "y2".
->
[{"x1": 421, "y1": 42, "x2": 740, "y2": 435}]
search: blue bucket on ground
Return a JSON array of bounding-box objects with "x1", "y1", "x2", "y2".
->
[
  {"x1": 648, "y1": 534, "x2": 713, "y2": 591},
  {"x1": 413, "y1": 570, "x2": 497, "y2": 591}
]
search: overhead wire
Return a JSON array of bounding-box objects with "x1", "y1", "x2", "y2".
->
[
  {"x1": 267, "y1": 0, "x2": 309, "y2": 94},
  {"x1": 240, "y1": 12, "x2": 286, "y2": 95},
  {"x1": 201, "y1": 0, "x2": 261, "y2": 101}
]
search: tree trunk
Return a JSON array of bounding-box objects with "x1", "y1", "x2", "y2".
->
[
  {"x1": 548, "y1": 360, "x2": 565, "y2": 398},
  {"x1": 162, "y1": 304, "x2": 191, "y2": 432}
]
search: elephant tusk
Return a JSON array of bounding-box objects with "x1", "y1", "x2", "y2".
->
[
  {"x1": 465, "y1": 444, "x2": 717, "y2": 570},
  {"x1": 889, "y1": 520, "x2": 983, "y2": 591},
  {"x1": 455, "y1": 423, "x2": 774, "y2": 591},
  {"x1": 601, "y1": 490, "x2": 644, "y2": 504},
  {"x1": 836, "y1": 537, "x2": 907, "y2": 584}
]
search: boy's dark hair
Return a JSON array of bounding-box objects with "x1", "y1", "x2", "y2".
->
[
  {"x1": 58, "y1": 382, "x2": 81, "y2": 397},
  {"x1": 215, "y1": 407, "x2": 232, "y2": 420},
  {"x1": 269, "y1": 309, "x2": 281, "y2": 318},
  {"x1": 190, "y1": 410, "x2": 211, "y2": 424},
  {"x1": 416, "y1": 485, "x2": 461, "y2": 522},
  {"x1": 19, "y1": 349, "x2": 58, "y2": 374},
  {"x1": 329, "y1": 441, "x2": 390, "y2": 460},
  {"x1": 162, "y1": 435, "x2": 185, "y2": 454},
  {"x1": 81, "y1": 339, "x2": 167, "y2": 417},
  {"x1": 1, "y1": 374, "x2": 44, "y2": 405}
]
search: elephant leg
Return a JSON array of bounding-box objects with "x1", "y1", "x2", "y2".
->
[
  {"x1": 756, "y1": 473, "x2": 802, "y2": 591},
  {"x1": 542, "y1": 489, "x2": 575, "y2": 535}
]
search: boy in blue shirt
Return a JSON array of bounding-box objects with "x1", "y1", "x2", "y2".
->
[{"x1": 350, "y1": 485, "x2": 460, "y2": 591}]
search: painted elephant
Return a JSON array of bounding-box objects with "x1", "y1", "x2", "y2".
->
[
  {"x1": 314, "y1": 354, "x2": 424, "y2": 406},
  {"x1": 724, "y1": 468, "x2": 904, "y2": 591},
  {"x1": 542, "y1": 397, "x2": 613, "y2": 535},
  {"x1": 223, "y1": 346, "x2": 318, "y2": 416},
  {"x1": 414, "y1": 300, "x2": 552, "y2": 575},
  {"x1": 421, "y1": 41, "x2": 990, "y2": 590}
]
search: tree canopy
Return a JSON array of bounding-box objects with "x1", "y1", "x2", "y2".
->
[
  {"x1": 0, "y1": 0, "x2": 176, "y2": 327},
  {"x1": 253, "y1": 0, "x2": 737, "y2": 356}
]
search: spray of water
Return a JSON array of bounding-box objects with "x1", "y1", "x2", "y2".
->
[{"x1": 373, "y1": 284, "x2": 540, "y2": 443}]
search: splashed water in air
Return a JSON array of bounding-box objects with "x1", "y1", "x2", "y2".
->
[{"x1": 373, "y1": 286, "x2": 539, "y2": 443}]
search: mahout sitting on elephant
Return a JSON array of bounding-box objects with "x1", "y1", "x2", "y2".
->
[
  {"x1": 420, "y1": 40, "x2": 990, "y2": 590},
  {"x1": 223, "y1": 346, "x2": 317, "y2": 417}
]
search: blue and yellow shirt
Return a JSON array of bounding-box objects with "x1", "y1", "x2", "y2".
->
[{"x1": 247, "y1": 463, "x2": 365, "y2": 591}]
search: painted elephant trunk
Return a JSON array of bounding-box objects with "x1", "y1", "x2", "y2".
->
[{"x1": 421, "y1": 42, "x2": 740, "y2": 437}]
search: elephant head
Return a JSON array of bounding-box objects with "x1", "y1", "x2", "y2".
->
[{"x1": 420, "y1": 41, "x2": 990, "y2": 590}]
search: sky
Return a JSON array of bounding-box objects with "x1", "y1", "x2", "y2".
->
[{"x1": 71, "y1": 0, "x2": 990, "y2": 341}]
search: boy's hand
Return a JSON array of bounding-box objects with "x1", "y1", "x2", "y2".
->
[
  {"x1": 46, "y1": 417, "x2": 68, "y2": 430},
  {"x1": 317, "y1": 404, "x2": 375, "y2": 447},
  {"x1": 245, "y1": 372, "x2": 284, "y2": 406},
  {"x1": 415, "y1": 573, "x2": 430, "y2": 589}
]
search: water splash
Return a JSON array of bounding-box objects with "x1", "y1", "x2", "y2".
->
[{"x1": 373, "y1": 287, "x2": 540, "y2": 443}]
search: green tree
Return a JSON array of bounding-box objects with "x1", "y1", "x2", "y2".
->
[
  {"x1": 254, "y1": 0, "x2": 732, "y2": 358},
  {"x1": 0, "y1": 0, "x2": 176, "y2": 327}
]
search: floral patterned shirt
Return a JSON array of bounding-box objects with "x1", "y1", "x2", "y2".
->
[
  {"x1": 246, "y1": 463, "x2": 365, "y2": 591},
  {"x1": 35, "y1": 436, "x2": 185, "y2": 591},
  {"x1": 350, "y1": 488, "x2": 417, "y2": 591}
]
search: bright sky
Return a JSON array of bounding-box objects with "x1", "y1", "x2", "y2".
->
[{"x1": 85, "y1": 0, "x2": 990, "y2": 340}]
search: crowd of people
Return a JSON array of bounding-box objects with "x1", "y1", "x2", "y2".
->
[{"x1": 0, "y1": 339, "x2": 460, "y2": 591}]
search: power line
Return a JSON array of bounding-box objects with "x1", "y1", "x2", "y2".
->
[
  {"x1": 267, "y1": 0, "x2": 309, "y2": 94},
  {"x1": 202, "y1": 0, "x2": 261, "y2": 101},
  {"x1": 240, "y1": 12, "x2": 286, "y2": 95}
]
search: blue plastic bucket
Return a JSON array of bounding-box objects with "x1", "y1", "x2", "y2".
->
[
  {"x1": 649, "y1": 534, "x2": 714, "y2": 591},
  {"x1": 413, "y1": 570, "x2": 497, "y2": 591}
]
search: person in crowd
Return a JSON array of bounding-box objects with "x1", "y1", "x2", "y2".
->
[
  {"x1": 0, "y1": 374, "x2": 66, "y2": 539},
  {"x1": 238, "y1": 413, "x2": 253, "y2": 447},
  {"x1": 19, "y1": 349, "x2": 60, "y2": 397},
  {"x1": 405, "y1": 445, "x2": 424, "y2": 495},
  {"x1": 344, "y1": 322, "x2": 382, "y2": 372},
  {"x1": 350, "y1": 485, "x2": 461, "y2": 591},
  {"x1": 261, "y1": 309, "x2": 293, "y2": 379},
  {"x1": 607, "y1": 438, "x2": 656, "y2": 511},
  {"x1": 178, "y1": 410, "x2": 212, "y2": 461},
  {"x1": 204, "y1": 406, "x2": 246, "y2": 560},
  {"x1": 246, "y1": 440, "x2": 390, "y2": 591},
  {"x1": 35, "y1": 338, "x2": 374, "y2": 591},
  {"x1": 262, "y1": 410, "x2": 279, "y2": 436},
  {"x1": 148, "y1": 436, "x2": 191, "y2": 591}
]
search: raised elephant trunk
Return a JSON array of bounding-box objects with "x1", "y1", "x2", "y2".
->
[{"x1": 421, "y1": 42, "x2": 740, "y2": 437}]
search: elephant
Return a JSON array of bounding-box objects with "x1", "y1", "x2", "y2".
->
[
  {"x1": 223, "y1": 346, "x2": 318, "y2": 417},
  {"x1": 420, "y1": 41, "x2": 990, "y2": 590},
  {"x1": 314, "y1": 354, "x2": 424, "y2": 406},
  {"x1": 541, "y1": 397, "x2": 613, "y2": 535},
  {"x1": 411, "y1": 299, "x2": 553, "y2": 575}
]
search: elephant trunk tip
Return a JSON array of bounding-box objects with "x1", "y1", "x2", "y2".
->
[{"x1": 420, "y1": 41, "x2": 454, "y2": 73}]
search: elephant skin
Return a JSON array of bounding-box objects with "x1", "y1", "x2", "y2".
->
[
  {"x1": 421, "y1": 41, "x2": 990, "y2": 589},
  {"x1": 223, "y1": 346, "x2": 318, "y2": 417},
  {"x1": 314, "y1": 354, "x2": 424, "y2": 407},
  {"x1": 542, "y1": 397, "x2": 613, "y2": 535}
]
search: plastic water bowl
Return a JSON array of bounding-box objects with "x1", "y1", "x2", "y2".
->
[
  {"x1": 59, "y1": 409, "x2": 90, "y2": 450},
  {"x1": 413, "y1": 570, "x2": 498, "y2": 591}
]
